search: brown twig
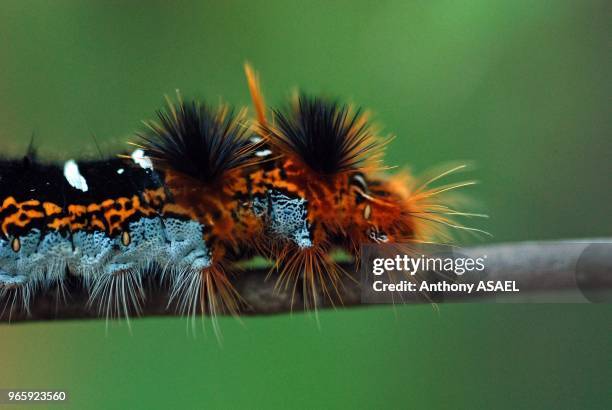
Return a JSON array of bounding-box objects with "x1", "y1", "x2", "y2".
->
[{"x1": 1, "y1": 239, "x2": 610, "y2": 322}]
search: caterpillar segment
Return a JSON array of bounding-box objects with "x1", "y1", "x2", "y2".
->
[
  {"x1": 138, "y1": 96, "x2": 262, "y2": 318},
  {"x1": 244, "y1": 64, "x2": 483, "y2": 308}
]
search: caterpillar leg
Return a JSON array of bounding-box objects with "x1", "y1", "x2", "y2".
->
[
  {"x1": 253, "y1": 190, "x2": 351, "y2": 309},
  {"x1": 161, "y1": 218, "x2": 211, "y2": 278},
  {"x1": 1, "y1": 230, "x2": 75, "y2": 316},
  {"x1": 68, "y1": 231, "x2": 116, "y2": 278},
  {"x1": 254, "y1": 190, "x2": 312, "y2": 250},
  {"x1": 258, "y1": 190, "x2": 312, "y2": 249},
  {"x1": 35, "y1": 231, "x2": 73, "y2": 283},
  {"x1": 0, "y1": 231, "x2": 48, "y2": 316},
  {"x1": 82, "y1": 217, "x2": 166, "y2": 320}
]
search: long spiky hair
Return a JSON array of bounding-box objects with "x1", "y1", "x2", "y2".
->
[
  {"x1": 168, "y1": 263, "x2": 243, "y2": 336},
  {"x1": 263, "y1": 94, "x2": 388, "y2": 176},
  {"x1": 0, "y1": 282, "x2": 37, "y2": 320},
  {"x1": 271, "y1": 243, "x2": 348, "y2": 310},
  {"x1": 86, "y1": 270, "x2": 146, "y2": 328},
  {"x1": 399, "y1": 164, "x2": 491, "y2": 243},
  {"x1": 138, "y1": 93, "x2": 260, "y2": 183}
]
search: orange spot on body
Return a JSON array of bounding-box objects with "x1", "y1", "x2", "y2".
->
[
  {"x1": 43, "y1": 202, "x2": 62, "y2": 216},
  {"x1": 48, "y1": 217, "x2": 71, "y2": 231},
  {"x1": 1, "y1": 197, "x2": 18, "y2": 209}
]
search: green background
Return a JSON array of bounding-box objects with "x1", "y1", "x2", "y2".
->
[{"x1": 0, "y1": 1, "x2": 610, "y2": 409}]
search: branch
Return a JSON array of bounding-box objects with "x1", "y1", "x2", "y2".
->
[{"x1": 1, "y1": 239, "x2": 610, "y2": 322}]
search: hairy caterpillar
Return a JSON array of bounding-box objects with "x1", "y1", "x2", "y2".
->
[{"x1": 0, "y1": 65, "x2": 482, "y2": 321}]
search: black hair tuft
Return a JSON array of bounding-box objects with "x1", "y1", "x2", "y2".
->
[
  {"x1": 139, "y1": 96, "x2": 258, "y2": 183},
  {"x1": 265, "y1": 94, "x2": 382, "y2": 176}
]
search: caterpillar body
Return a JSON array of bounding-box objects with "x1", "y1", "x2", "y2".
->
[{"x1": 0, "y1": 65, "x2": 481, "y2": 320}]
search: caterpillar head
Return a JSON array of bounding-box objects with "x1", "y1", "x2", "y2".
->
[
  {"x1": 345, "y1": 168, "x2": 486, "y2": 249},
  {"x1": 345, "y1": 173, "x2": 416, "y2": 247}
]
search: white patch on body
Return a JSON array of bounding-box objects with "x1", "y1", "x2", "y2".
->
[
  {"x1": 255, "y1": 149, "x2": 272, "y2": 157},
  {"x1": 117, "y1": 168, "x2": 124, "y2": 174},
  {"x1": 131, "y1": 149, "x2": 154, "y2": 170},
  {"x1": 63, "y1": 160, "x2": 89, "y2": 192}
]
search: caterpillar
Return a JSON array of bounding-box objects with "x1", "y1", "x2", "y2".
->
[{"x1": 0, "y1": 65, "x2": 482, "y2": 321}]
